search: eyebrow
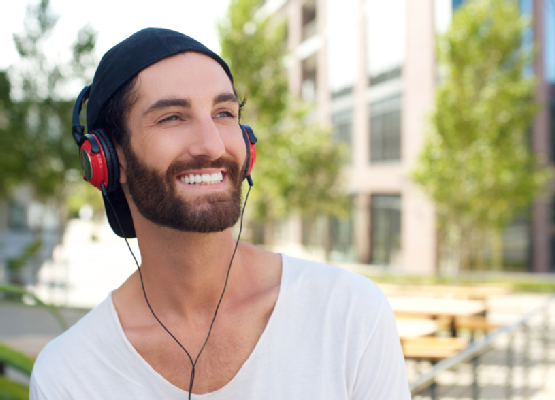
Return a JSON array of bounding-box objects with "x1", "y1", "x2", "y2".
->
[
  {"x1": 142, "y1": 93, "x2": 239, "y2": 118},
  {"x1": 213, "y1": 92, "x2": 239, "y2": 106},
  {"x1": 143, "y1": 98, "x2": 191, "y2": 117}
]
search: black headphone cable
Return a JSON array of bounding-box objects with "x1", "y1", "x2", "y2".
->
[{"x1": 102, "y1": 183, "x2": 252, "y2": 400}]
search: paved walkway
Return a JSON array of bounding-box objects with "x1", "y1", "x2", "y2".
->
[
  {"x1": 408, "y1": 294, "x2": 555, "y2": 400},
  {"x1": 0, "y1": 302, "x2": 89, "y2": 357}
]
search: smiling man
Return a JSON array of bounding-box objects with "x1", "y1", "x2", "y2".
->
[{"x1": 30, "y1": 28, "x2": 410, "y2": 399}]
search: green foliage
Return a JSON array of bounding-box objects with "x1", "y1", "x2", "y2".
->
[
  {"x1": 0, "y1": 283, "x2": 68, "y2": 399},
  {"x1": 367, "y1": 273, "x2": 555, "y2": 294},
  {"x1": 0, "y1": 376, "x2": 29, "y2": 400},
  {"x1": 411, "y1": 0, "x2": 551, "y2": 270},
  {"x1": 0, "y1": 344, "x2": 34, "y2": 377},
  {"x1": 65, "y1": 179, "x2": 106, "y2": 218},
  {"x1": 0, "y1": 0, "x2": 97, "y2": 199},
  {"x1": 6, "y1": 240, "x2": 42, "y2": 274},
  {"x1": 219, "y1": 0, "x2": 348, "y2": 220}
]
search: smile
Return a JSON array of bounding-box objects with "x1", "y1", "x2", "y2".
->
[{"x1": 179, "y1": 172, "x2": 224, "y2": 185}]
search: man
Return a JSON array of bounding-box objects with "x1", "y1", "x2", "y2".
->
[{"x1": 30, "y1": 28, "x2": 410, "y2": 399}]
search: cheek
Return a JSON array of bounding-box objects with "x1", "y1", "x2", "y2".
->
[
  {"x1": 228, "y1": 133, "x2": 247, "y2": 165},
  {"x1": 139, "y1": 130, "x2": 189, "y2": 167}
]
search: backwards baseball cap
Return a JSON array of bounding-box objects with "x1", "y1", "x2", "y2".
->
[{"x1": 86, "y1": 28, "x2": 234, "y2": 238}]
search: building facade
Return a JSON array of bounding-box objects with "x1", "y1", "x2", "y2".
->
[
  {"x1": 0, "y1": 185, "x2": 63, "y2": 286},
  {"x1": 260, "y1": 0, "x2": 555, "y2": 273}
]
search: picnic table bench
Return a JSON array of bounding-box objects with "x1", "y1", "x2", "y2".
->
[
  {"x1": 401, "y1": 336, "x2": 469, "y2": 363},
  {"x1": 379, "y1": 283, "x2": 511, "y2": 301}
]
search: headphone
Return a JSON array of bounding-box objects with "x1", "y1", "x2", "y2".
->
[{"x1": 71, "y1": 85, "x2": 257, "y2": 192}]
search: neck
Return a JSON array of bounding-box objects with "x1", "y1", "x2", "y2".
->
[{"x1": 132, "y1": 217, "x2": 242, "y2": 320}]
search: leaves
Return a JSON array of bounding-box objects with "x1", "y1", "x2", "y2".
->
[
  {"x1": 6, "y1": 240, "x2": 42, "y2": 273},
  {"x1": 0, "y1": 344, "x2": 34, "y2": 377},
  {"x1": 411, "y1": 0, "x2": 551, "y2": 269},
  {"x1": 0, "y1": 0, "x2": 97, "y2": 199},
  {"x1": 219, "y1": 0, "x2": 348, "y2": 221},
  {"x1": 0, "y1": 376, "x2": 29, "y2": 400},
  {"x1": 0, "y1": 282, "x2": 70, "y2": 400}
]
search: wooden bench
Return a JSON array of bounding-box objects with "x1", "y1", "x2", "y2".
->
[
  {"x1": 455, "y1": 316, "x2": 500, "y2": 340},
  {"x1": 401, "y1": 337, "x2": 469, "y2": 363},
  {"x1": 380, "y1": 283, "x2": 512, "y2": 301}
]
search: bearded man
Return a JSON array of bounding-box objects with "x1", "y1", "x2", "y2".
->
[{"x1": 30, "y1": 28, "x2": 410, "y2": 399}]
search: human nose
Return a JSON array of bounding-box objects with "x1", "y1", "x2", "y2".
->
[{"x1": 187, "y1": 117, "x2": 226, "y2": 160}]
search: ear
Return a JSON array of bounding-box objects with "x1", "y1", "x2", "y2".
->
[{"x1": 115, "y1": 144, "x2": 128, "y2": 184}]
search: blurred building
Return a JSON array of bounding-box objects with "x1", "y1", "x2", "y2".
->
[
  {"x1": 260, "y1": 0, "x2": 555, "y2": 273},
  {"x1": 0, "y1": 185, "x2": 63, "y2": 286}
]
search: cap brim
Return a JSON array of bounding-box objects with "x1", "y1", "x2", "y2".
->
[{"x1": 103, "y1": 186, "x2": 136, "y2": 238}]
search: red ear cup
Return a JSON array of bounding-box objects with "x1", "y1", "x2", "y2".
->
[
  {"x1": 248, "y1": 140, "x2": 256, "y2": 175},
  {"x1": 240, "y1": 124, "x2": 257, "y2": 179},
  {"x1": 79, "y1": 129, "x2": 119, "y2": 192},
  {"x1": 79, "y1": 134, "x2": 110, "y2": 190}
]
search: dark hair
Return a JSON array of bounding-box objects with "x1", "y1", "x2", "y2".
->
[{"x1": 93, "y1": 75, "x2": 140, "y2": 149}]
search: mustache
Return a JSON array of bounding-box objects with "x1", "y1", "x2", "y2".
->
[{"x1": 165, "y1": 157, "x2": 243, "y2": 182}]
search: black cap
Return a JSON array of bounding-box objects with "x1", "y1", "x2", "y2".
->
[{"x1": 87, "y1": 28, "x2": 234, "y2": 238}]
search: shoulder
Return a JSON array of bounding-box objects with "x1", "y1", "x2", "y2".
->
[
  {"x1": 280, "y1": 254, "x2": 388, "y2": 335},
  {"x1": 283, "y1": 254, "x2": 384, "y2": 306},
  {"x1": 274, "y1": 255, "x2": 408, "y2": 395}
]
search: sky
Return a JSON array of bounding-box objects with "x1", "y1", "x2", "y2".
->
[{"x1": 0, "y1": 0, "x2": 231, "y2": 70}]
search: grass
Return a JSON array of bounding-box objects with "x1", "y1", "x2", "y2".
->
[{"x1": 365, "y1": 272, "x2": 555, "y2": 293}]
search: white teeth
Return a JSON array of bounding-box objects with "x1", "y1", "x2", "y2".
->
[{"x1": 181, "y1": 171, "x2": 224, "y2": 185}]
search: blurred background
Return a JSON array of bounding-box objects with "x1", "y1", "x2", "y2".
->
[{"x1": 1, "y1": 0, "x2": 555, "y2": 398}]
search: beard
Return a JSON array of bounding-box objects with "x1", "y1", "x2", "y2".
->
[{"x1": 123, "y1": 144, "x2": 245, "y2": 233}]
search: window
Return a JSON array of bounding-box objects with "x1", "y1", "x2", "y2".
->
[
  {"x1": 302, "y1": 216, "x2": 327, "y2": 248},
  {"x1": 452, "y1": 0, "x2": 464, "y2": 10},
  {"x1": 369, "y1": 94, "x2": 402, "y2": 163},
  {"x1": 332, "y1": 109, "x2": 353, "y2": 162},
  {"x1": 551, "y1": 101, "x2": 555, "y2": 162},
  {"x1": 546, "y1": 0, "x2": 555, "y2": 83},
  {"x1": 8, "y1": 201, "x2": 27, "y2": 230},
  {"x1": 371, "y1": 194, "x2": 401, "y2": 266},
  {"x1": 302, "y1": 1, "x2": 317, "y2": 41},
  {"x1": 327, "y1": 0, "x2": 358, "y2": 95},
  {"x1": 366, "y1": 0, "x2": 405, "y2": 84},
  {"x1": 329, "y1": 198, "x2": 355, "y2": 262},
  {"x1": 551, "y1": 197, "x2": 555, "y2": 272},
  {"x1": 301, "y1": 54, "x2": 317, "y2": 102},
  {"x1": 502, "y1": 211, "x2": 531, "y2": 272}
]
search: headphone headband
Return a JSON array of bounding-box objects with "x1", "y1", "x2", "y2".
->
[{"x1": 72, "y1": 85, "x2": 91, "y2": 146}]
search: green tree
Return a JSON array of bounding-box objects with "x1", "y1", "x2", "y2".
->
[
  {"x1": 0, "y1": 283, "x2": 67, "y2": 400},
  {"x1": 218, "y1": 0, "x2": 348, "y2": 239},
  {"x1": 0, "y1": 0, "x2": 97, "y2": 200},
  {"x1": 412, "y1": 0, "x2": 551, "y2": 271}
]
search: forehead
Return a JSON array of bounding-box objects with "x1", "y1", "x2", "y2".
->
[{"x1": 135, "y1": 52, "x2": 234, "y2": 103}]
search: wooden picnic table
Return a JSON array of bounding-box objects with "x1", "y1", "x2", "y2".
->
[
  {"x1": 396, "y1": 318, "x2": 439, "y2": 340},
  {"x1": 388, "y1": 297, "x2": 486, "y2": 337},
  {"x1": 378, "y1": 283, "x2": 511, "y2": 301}
]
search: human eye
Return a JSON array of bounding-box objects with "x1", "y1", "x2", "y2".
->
[
  {"x1": 158, "y1": 114, "x2": 180, "y2": 124},
  {"x1": 215, "y1": 110, "x2": 235, "y2": 118}
]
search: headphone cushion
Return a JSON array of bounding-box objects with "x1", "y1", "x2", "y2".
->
[
  {"x1": 92, "y1": 129, "x2": 120, "y2": 192},
  {"x1": 240, "y1": 124, "x2": 256, "y2": 178}
]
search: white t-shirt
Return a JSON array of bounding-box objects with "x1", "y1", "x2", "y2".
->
[{"x1": 30, "y1": 255, "x2": 410, "y2": 399}]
